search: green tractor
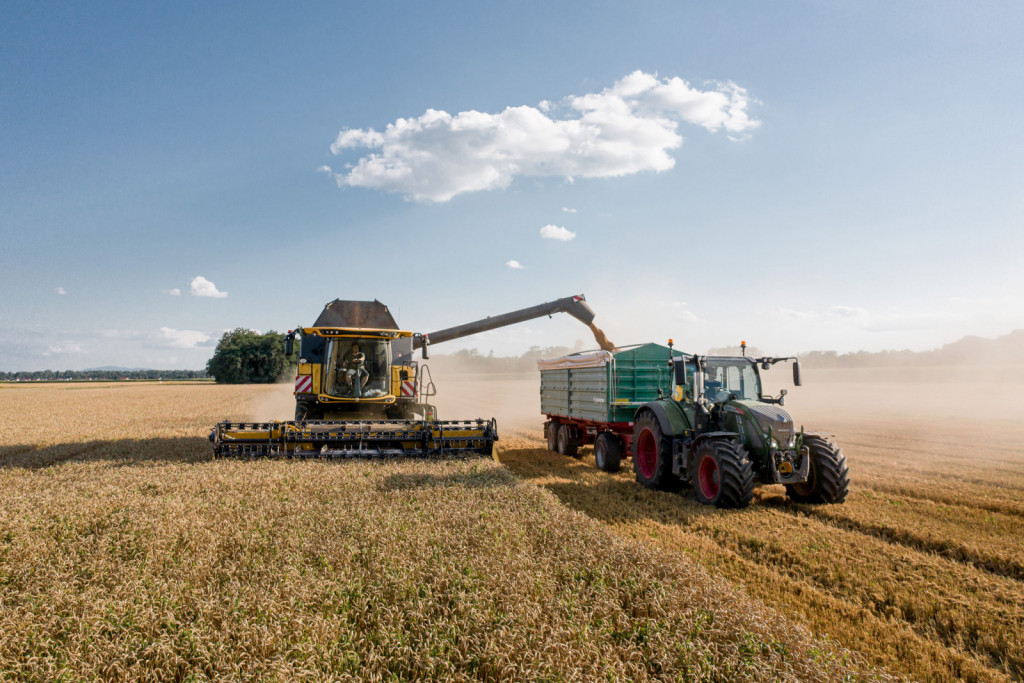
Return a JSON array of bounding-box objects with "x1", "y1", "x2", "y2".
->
[{"x1": 632, "y1": 346, "x2": 849, "y2": 508}]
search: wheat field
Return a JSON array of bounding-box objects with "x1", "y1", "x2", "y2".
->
[{"x1": 0, "y1": 382, "x2": 874, "y2": 682}]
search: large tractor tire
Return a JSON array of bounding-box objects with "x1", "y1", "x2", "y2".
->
[
  {"x1": 295, "y1": 397, "x2": 323, "y2": 421},
  {"x1": 545, "y1": 422, "x2": 558, "y2": 451},
  {"x1": 690, "y1": 439, "x2": 754, "y2": 509},
  {"x1": 594, "y1": 432, "x2": 622, "y2": 473},
  {"x1": 556, "y1": 424, "x2": 580, "y2": 458},
  {"x1": 786, "y1": 435, "x2": 850, "y2": 504},
  {"x1": 633, "y1": 412, "x2": 680, "y2": 490}
]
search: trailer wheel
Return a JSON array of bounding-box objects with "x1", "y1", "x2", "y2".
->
[
  {"x1": 633, "y1": 412, "x2": 679, "y2": 490},
  {"x1": 545, "y1": 422, "x2": 558, "y2": 451},
  {"x1": 785, "y1": 436, "x2": 850, "y2": 504},
  {"x1": 690, "y1": 439, "x2": 754, "y2": 508},
  {"x1": 557, "y1": 424, "x2": 579, "y2": 457},
  {"x1": 594, "y1": 432, "x2": 622, "y2": 472}
]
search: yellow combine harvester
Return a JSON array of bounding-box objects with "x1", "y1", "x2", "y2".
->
[{"x1": 211, "y1": 296, "x2": 596, "y2": 459}]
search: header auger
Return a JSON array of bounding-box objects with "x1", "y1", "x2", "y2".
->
[{"x1": 210, "y1": 295, "x2": 597, "y2": 459}]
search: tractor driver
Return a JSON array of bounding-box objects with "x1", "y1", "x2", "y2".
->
[{"x1": 341, "y1": 342, "x2": 370, "y2": 397}]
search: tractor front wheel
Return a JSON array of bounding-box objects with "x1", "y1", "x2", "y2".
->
[
  {"x1": 690, "y1": 439, "x2": 754, "y2": 508},
  {"x1": 786, "y1": 436, "x2": 850, "y2": 504},
  {"x1": 632, "y1": 412, "x2": 679, "y2": 490},
  {"x1": 594, "y1": 432, "x2": 622, "y2": 472}
]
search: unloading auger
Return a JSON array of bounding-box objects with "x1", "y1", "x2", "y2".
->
[{"x1": 210, "y1": 295, "x2": 597, "y2": 459}]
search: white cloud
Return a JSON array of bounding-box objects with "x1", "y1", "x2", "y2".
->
[
  {"x1": 55, "y1": 286, "x2": 66, "y2": 295},
  {"x1": 329, "y1": 70, "x2": 759, "y2": 202},
  {"x1": 561, "y1": 207, "x2": 578, "y2": 213},
  {"x1": 165, "y1": 288, "x2": 182, "y2": 296},
  {"x1": 159, "y1": 327, "x2": 210, "y2": 349},
  {"x1": 316, "y1": 165, "x2": 333, "y2": 176},
  {"x1": 828, "y1": 305, "x2": 868, "y2": 318},
  {"x1": 190, "y1": 276, "x2": 227, "y2": 298},
  {"x1": 43, "y1": 343, "x2": 83, "y2": 356},
  {"x1": 506, "y1": 260, "x2": 525, "y2": 270},
  {"x1": 540, "y1": 224, "x2": 576, "y2": 241}
]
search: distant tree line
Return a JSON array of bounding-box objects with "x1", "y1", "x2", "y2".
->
[{"x1": 1, "y1": 369, "x2": 209, "y2": 382}]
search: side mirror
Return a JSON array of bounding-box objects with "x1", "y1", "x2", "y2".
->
[
  {"x1": 792, "y1": 361, "x2": 802, "y2": 387},
  {"x1": 422, "y1": 336, "x2": 430, "y2": 360},
  {"x1": 674, "y1": 360, "x2": 687, "y2": 385},
  {"x1": 284, "y1": 331, "x2": 294, "y2": 357}
]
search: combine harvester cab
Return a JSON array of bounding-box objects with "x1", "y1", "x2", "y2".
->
[{"x1": 212, "y1": 296, "x2": 597, "y2": 459}]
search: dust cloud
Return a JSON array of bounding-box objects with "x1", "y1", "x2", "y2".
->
[{"x1": 247, "y1": 382, "x2": 297, "y2": 422}]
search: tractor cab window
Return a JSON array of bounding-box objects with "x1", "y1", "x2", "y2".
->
[
  {"x1": 324, "y1": 338, "x2": 391, "y2": 398},
  {"x1": 704, "y1": 358, "x2": 760, "y2": 403}
]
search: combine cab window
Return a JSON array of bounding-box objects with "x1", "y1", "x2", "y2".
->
[
  {"x1": 323, "y1": 338, "x2": 391, "y2": 398},
  {"x1": 704, "y1": 359, "x2": 760, "y2": 402}
]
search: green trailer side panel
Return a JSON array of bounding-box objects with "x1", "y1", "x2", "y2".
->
[{"x1": 540, "y1": 343, "x2": 683, "y2": 424}]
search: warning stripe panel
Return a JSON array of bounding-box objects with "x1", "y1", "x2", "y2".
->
[
  {"x1": 401, "y1": 380, "x2": 417, "y2": 397},
  {"x1": 295, "y1": 375, "x2": 313, "y2": 393}
]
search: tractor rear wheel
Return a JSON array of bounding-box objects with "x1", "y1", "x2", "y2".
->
[
  {"x1": 545, "y1": 422, "x2": 558, "y2": 451},
  {"x1": 632, "y1": 412, "x2": 680, "y2": 490},
  {"x1": 556, "y1": 424, "x2": 579, "y2": 457},
  {"x1": 690, "y1": 439, "x2": 754, "y2": 508},
  {"x1": 786, "y1": 436, "x2": 850, "y2": 504},
  {"x1": 594, "y1": 432, "x2": 622, "y2": 472}
]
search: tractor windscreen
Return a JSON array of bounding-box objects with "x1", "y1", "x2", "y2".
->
[
  {"x1": 323, "y1": 338, "x2": 391, "y2": 398},
  {"x1": 704, "y1": 358, "x2": 761, "y2": 403}
]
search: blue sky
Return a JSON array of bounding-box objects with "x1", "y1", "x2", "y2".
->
[{"x1": 2, "y1": 1, "x2": 1022, "y2": 370}]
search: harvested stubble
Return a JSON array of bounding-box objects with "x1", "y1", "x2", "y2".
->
[
  {"x1": 497, "y1": 367, "x2": 1024, "y2": 683},
  {"x1": 0, "y1": 383, "x2": 868, "y2": 682}
]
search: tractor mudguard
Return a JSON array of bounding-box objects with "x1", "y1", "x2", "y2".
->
[
  {"x1": 690, "y1": 431, "x2": 740, "y2": 454},
  {"x1": 636, "y1": 400, "x2": 692, "y2": 439}
]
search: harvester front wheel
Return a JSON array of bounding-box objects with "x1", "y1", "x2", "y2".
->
[
  {"x1": 557, "y1": 424, "x2": 580, "y2": 458},
  {"x1": 633, "y1": 412, "x2": 680, "y2": 490},
  {"x1": 295, "y1": 397, "x2": 323, "y2": 421},
  {"x1": 594, "y1": 432, "x2": 622, "y2": 473},
  {"x1": 786, "y1": 436, "x2": 850, "y2": 504},
  {"x1": 690, "y1": 439, "x2": 754, "y2": 508},
  {"x1": 546, "y1": 421, "x2": 558, "y2": 451}
]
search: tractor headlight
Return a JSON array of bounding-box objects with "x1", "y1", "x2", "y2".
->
[
  {"x1": 786, "y1": 435, "x2": 796, "y2": 449},
  {"x1": 770, "y1": 439, "x2": 778, "y2": 449}
]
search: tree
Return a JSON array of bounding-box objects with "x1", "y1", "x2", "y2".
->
[{"x1": 206, "y1": 328, "x2": 294, "y2": 384}]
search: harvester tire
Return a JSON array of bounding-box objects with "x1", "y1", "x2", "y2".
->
[
  {"x1": 633, "y1": 411, "x2": 680, "y2": 490},
  {"x1": 594, "y1": 432, "x2": 622, "y2": 473},
  {"x1": 786, "y1": 436, "x2": 850, "y2": 504},
  {"x1": 295, "y1": 397, "x2": 323, "y2": 421},
  {"x1": 546, "y1": 422, "x2": 558, "y2": 451},
  {"x1": 690, "y1": 439, "x2": 754, "y2": 508},
  {"x1": 557, "y1": 424, "x2": 580, "y2": 457}
]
